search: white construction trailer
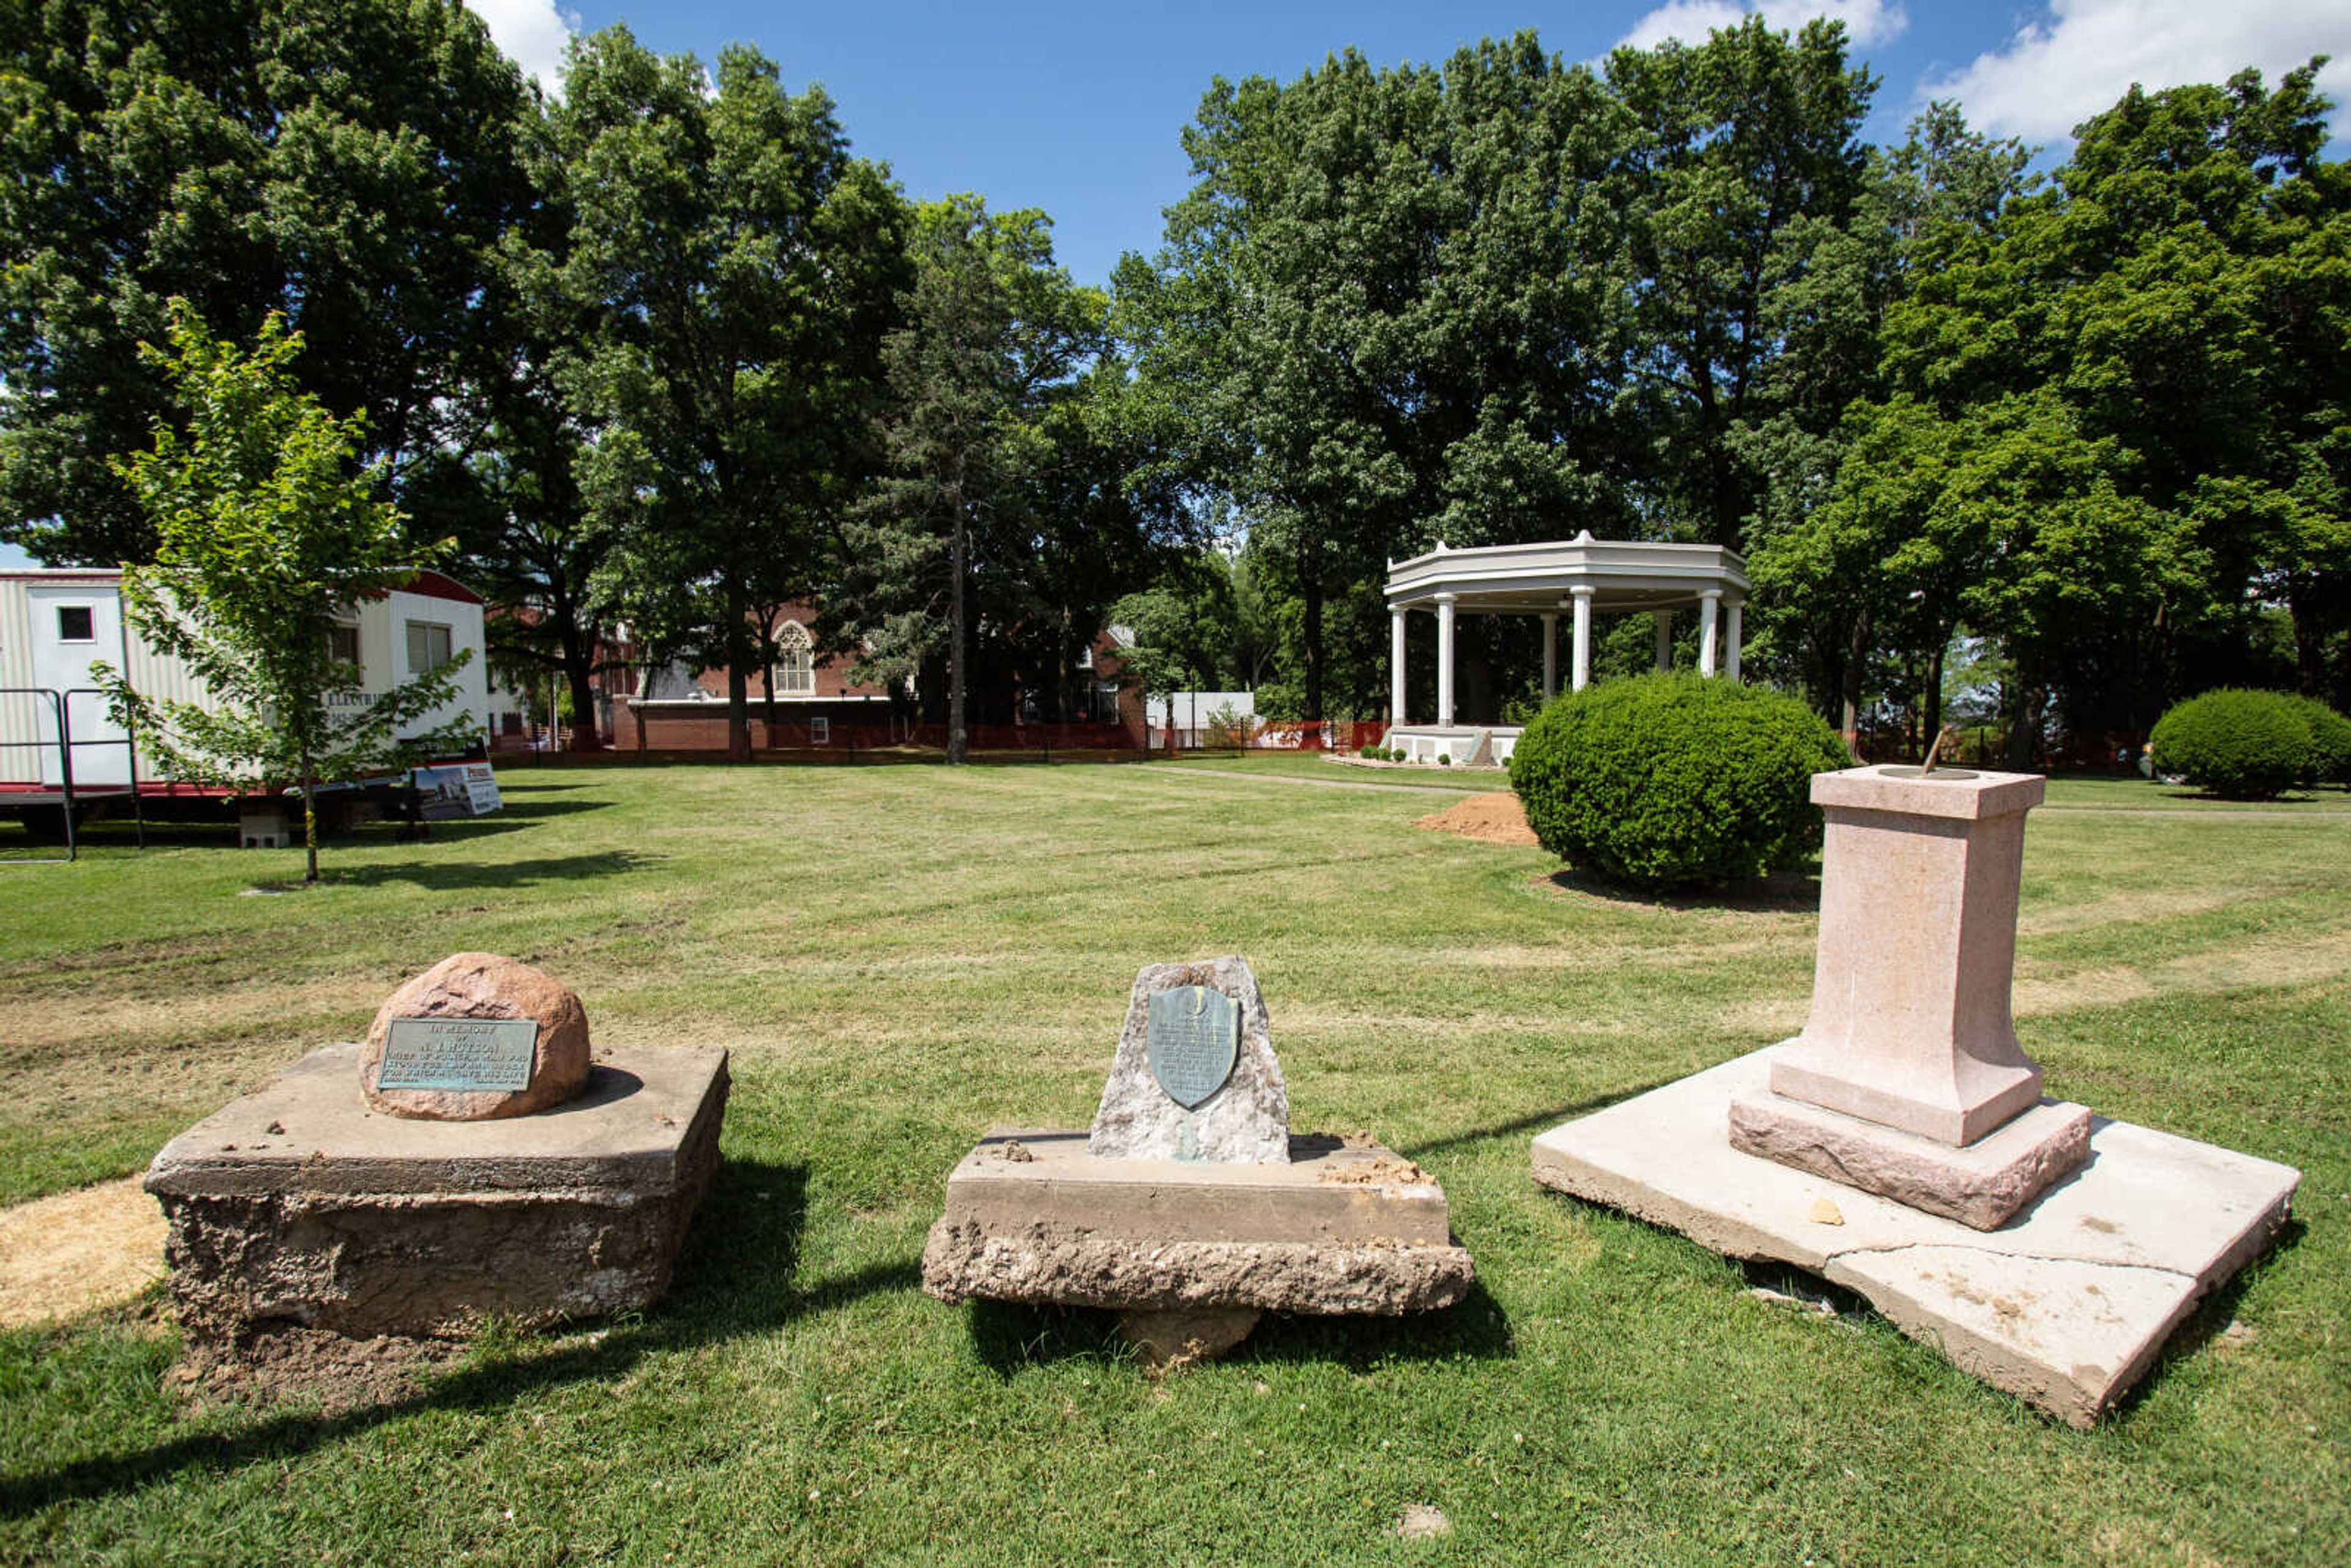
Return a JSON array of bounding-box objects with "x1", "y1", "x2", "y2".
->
[{"x1": 1, "y1": 567, "x2": 491, "y2": 841}]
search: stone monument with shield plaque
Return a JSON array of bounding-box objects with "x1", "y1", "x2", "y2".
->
[
  {"x1": 923, "y1": 956, "x2": 1474, "y2": 1365},
  {"x1": 146, "y1": 952, "x2": 728, "y2": 1359}
]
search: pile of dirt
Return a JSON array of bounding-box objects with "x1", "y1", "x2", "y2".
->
[
  {"x1": 1413, "y1": 792, "x2": 1538, "y2": 847},
  {"x1": 0, "y1": 1177, "x2": 167, "y2": 1330}
]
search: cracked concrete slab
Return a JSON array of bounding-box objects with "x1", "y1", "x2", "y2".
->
[{"x1": 1531, "y1": 1049, "x2": 2298, "y2": 1427}]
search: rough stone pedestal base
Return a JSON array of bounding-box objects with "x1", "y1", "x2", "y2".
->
[
  {"x1": 922, "y1": 1128, "x2": 1474, "y2": 1362},
  {"x1": 1728, "y1": 1076, "x2": 2093, "y2": 1231},
  {"x1": 146, "y1": 1042, "x2": 728, "y2": 1346},
  {"x1": 1117, "y1": 1307, "x2": 1262, "y2": 1368},
  {"x1": 1532, "y1": 1049, "x2": 2298, "y2": 1428}
]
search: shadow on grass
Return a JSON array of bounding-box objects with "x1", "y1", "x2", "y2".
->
[
  {"x1": 316, "y1": 849, "x2": 658, "y2": 890},
  {"x1": 1401, "y1": 1078, "x2": 1683, "y2": 1161},
  {"x1": 964, "y1": 1275, "x2": 1516, "y2": 1378},
  {"x1": 1540, "y1": 865, "x2": 1821, "y2": 912},
  {"x1": 2108, "y1": 1214, "x2": 2307, "y2": 1422},
  {"x1": 0, "y1": 1157, "x2": 920, "y2": 1518}
]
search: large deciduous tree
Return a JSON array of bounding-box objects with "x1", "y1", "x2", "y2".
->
[
  {"x1": 107, "y1": 306, "x2": 476, "y2": 883},
  {"x1": 0, "y1": 0, "x2": 534, "y2": 565},
  {"x1": 1846, "y1": 61, "x2": 2350, "y2": 734},
  {"x1": 1121, "y1": 37, "x2": 1641, "y2": 721},
  {"x1": 547, "y1": 27, "x2": 908, "y2": 762}
]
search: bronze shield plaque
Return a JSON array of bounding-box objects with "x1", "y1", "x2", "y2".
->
[{"x1": 1146, "y1": 985, "x2": 1239, "y2": 1109}]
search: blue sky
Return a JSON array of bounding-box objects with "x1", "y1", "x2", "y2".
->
[
  {"x1": 471, "y1": 0, "x2": 2351, "y2": 290},
  {"x1": 6, "y1": 1, "x2": 2344, "y2": 571}
]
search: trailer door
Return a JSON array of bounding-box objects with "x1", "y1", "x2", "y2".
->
[{"x1": 26, "y1": 585, "x2": 130, "y2": 786}]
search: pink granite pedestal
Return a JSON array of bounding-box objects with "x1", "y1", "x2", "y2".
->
[{"x1": 1728, "y1": 765, "x2": 2090, "y2": 1229}]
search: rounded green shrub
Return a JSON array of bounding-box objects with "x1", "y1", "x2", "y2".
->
[
  {"x1": 2290, "y1": 696, "x2": 2351, "y2": 787},
  {"x1": 1507, "y1": 673, "x2": 1851, "y2": 890},
  {"x1": 2148, "y1": 689, "x2": 2315, "y2": 800}
]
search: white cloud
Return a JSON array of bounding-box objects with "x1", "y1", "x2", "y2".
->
[
  {"x1": 1921, "y1": 0, "x2": 2351, "y2": 144},
  {"x1": 464, "y1": 0, "x2": 577, "y2": 96},
  {"x1": 1614, "y1": 1, "x2": 1910, "y2": 53}
]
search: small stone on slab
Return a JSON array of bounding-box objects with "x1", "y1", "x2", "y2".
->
[
  {"x1": 361, "y1": 953, "x2": 591, "y2": 1120},
  {"x1": 1532, "y1": 1049, "x2": 2298, "y2": 1428},
  {"x1": 1730, "y1": 1084, "x2": 2092, "y2": 1231}
]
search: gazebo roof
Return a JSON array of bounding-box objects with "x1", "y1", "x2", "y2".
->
[{"x1": 1385, "y1": 531, "x2": 1748, "y2": 613}]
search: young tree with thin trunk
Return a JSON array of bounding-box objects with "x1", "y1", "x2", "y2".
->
[{"x1": 105, "y1": 305, "x2": 476, "y2": 883}]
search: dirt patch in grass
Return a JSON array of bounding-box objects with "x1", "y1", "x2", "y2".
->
[
  {"x1": 170, "y1": 1324, "x2": 462, "y2": 1414},
  {"x1": 1415, "y1": 792, "x2": 1537, "y2": 846},
  {"x1": 0, "y1": 1176, "x2": 167, "y2": 1329},
  {"x1": 0, "y1": 978, "x2": 379, "y2": 1051}
]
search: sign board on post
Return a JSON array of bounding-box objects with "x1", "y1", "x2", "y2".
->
[{"x1": 413, "y1": 762, "x2": 503, "y2": 820}]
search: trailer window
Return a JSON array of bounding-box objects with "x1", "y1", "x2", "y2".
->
[
  {"x1": 56, "y1": 605, "x2": 94, "y2": 642},
  {"x1": 405, "y1": 620, "x2": 454, "y2": 673},
  {"x1": 331, "y1": 624, "x2": 361, "y2": 666}
]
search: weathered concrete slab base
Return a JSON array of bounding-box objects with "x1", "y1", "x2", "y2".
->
[
  {"x1": 1728, "y1": 1081, "x2": 2092, "y2": 1230},
  {"x1": 146, "y1": 1042, "x2": 728, "y2": 1344},
  {"x1": 1532, "y1": 1049, "x2": 2298, "y2": 1428},
  {"x1": 923, "y1": 1129, "x2": 1474, "y2": 1320}
]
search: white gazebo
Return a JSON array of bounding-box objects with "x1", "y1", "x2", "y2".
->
[{"x1": 1383, "y1": 531, "x2": 1749, "y2": 764}]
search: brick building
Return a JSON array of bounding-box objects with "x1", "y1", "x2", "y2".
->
[{"x1": 608, "y1": 608, "x2": 1150, "y2": 752}]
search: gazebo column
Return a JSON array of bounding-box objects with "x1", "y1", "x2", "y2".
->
[
  {"x1": 1725, "y1": 601, "x2": 1742, "y2": 682},
  {"x1": 1570, "y1": 587, "x2": 1595, "y2": 692},
  {"x1": 1654, "y1": 610, "x2": 1673, "y2": 673},
  {"x1": 1390, "y1": 607, "x2": 1409, "y2": 724},
  {"x1": 1698, "y1": 590, "x2": 1722, "y2": 677},
  {"x1": 1436, "y1": 593, "x2": 1457, "y2": 727},
  {"x1": 1541, "y1": 613, "x2": 1559, "y2": 701}
]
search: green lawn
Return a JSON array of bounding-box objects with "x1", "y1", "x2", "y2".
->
[{"x1": 2, "y1": 758, "x2": 2344, "y2": 1564}]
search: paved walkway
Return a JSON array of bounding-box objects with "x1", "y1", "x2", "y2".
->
[{"x1": 1146, "y1": 766, "x2": 1491, "y2": 798}]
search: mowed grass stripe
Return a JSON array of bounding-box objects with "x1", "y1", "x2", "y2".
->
[{"x1": 0, "y1": 757, "x2": 2342, "y2": 1564}]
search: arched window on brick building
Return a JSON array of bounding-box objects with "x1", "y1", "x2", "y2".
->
[{"x1": 775, "y1": 620, "x2": 815, "y2": 695}]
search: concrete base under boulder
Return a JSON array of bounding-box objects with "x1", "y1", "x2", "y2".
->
[
  {"x1": 146, "y1": 1042, "x2": 728, "y2": 1348},
  {"x1": 1532, "y1": 1049, "x2": 2298, "y2": 1428},
  {"x1": 923, "y1": 1129, "x2": 1474, "y2": 1359}
]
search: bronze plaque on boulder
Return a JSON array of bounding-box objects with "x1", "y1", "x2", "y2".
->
[
  {"x1": 1147, "y1": 986, "x2": 1239, "y2": 1109},
  {"x1": 377, "y1": 1016, "x2": 539, "y2": 1092}
]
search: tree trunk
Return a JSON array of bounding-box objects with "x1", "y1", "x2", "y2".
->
[
  {"x1": 948, "y1": 502, "x2": 969, "y2": 765},
  {"x1": 633, "y1": 659, "x2": 651, "y2": 754},
  {"x1": 1839, "y1": 612, "x2": 1868, "y2": 757},
  {"x1": 2287, "y1": 576, "x2": 2331, "y2": 697},
  {"x1": 2004, "y1": 666, "x2": 2039, "y2": 770},
  {"x1": 299, "y1": 746, "x2": 320, "y2": 885},
  {"x1": 1922, "y1": 634, "x2": 1946, "y2": 753},
  {"x1": 1299, "y1": 543, "x2": 1325, "y2": 724},
  {"x1": 724, "y1": 578, "x2": 752, "y2": 763},
  {"x1": 564, "y1": 620, "x2": 602, "y2": 752}
]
